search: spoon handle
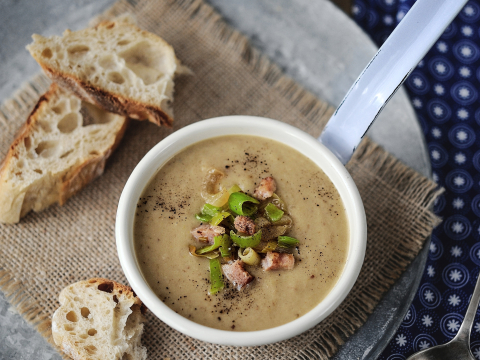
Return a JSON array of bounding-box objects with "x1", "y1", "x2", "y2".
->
[
  {"x1": 454, "y1": 269, "x2": 480, "y2": 344},
  {"x1": 318, "y1": 0, "x2": 467, "y2": 165}
]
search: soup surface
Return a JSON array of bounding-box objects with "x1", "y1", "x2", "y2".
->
[{"x1": 134, "y1": 135, "x2": 349, "y2": 331}]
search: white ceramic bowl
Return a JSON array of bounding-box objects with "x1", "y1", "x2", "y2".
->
[{"x1": 116, "y1": 115, "x2": 367, "y2": 346}]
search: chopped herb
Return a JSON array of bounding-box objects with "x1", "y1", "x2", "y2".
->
[
  {"x1": 278, "y1": 236, "x2": 300, "y2": 248},
  {"x1": 238, "y1": 247, "x2": 261, "y2": 266},
  {"x1": 264, "y1": 203, "x2": 284, "y2": 222},
  {"x1": 209, "y1": 258, "x2": 224, "y2": 294},
  {"x1": 189, "y1": 245, "x2": 219, "y2": 259},
  {"x1": 228, "y1": 192, "x2": 259, "y2": 216},
  {"x1": 230, "y1": 229, "x2": 262, "y2": 248},
  {"x1": 210, "y1": 211, "x2": 233, "y2": 226},
  {"x1": 228, "y1": 184, "x2": 242, "y2": 194},
  {"x1": 219, "y1": 234, "x2": 232, "y2": 258}
]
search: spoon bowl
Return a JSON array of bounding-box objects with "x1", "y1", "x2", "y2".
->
[{"x1": 406, "y1": 269, "x2": 480, "y2": 360}]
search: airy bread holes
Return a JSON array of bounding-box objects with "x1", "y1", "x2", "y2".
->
[
  {"x1": 79, "y1": 334, "x2": 88, "y2": 339},
  {"x1": 51, "y1": 103, "x2": 66, "y2": 115},
  {"x1": 107, "y1": 71, "x2": 125, "y2": 85},
  {"x1": 80, "y1": 102, "x2": 113, "y2": 125},
  {"x1": 67, "y1": 45, "x2": 90, "y2": 57},
  {"x1": 80, "y1": 307, "x2": 90, "y2": 318},
  {"x1": 84, "y1": 345, "x2": 97, "y2": 354},
  {"x1": 41, "y1": 48, "x2": 53, "y2": 59},
  {"x1": 57, "y1": 113, "x2": 79, "y2": 133},
  {"x1": 84, "y1": 65, "x2": 96, "y2": 76},
  {"x1": 33, "y1": 169, "x2": 42, "y2": 175},
  {"x1": 24, "y1": 137, "x2": 31, "y2": 150},
  {"x1": 119, "y1": 41, "x2": 164, "y2": 85},
  {"x1": 98, "y1": 55, "x2": 117, "y2": 70},
  {"x1": 122, "y1": 354, "x2": 133, "y2": 360},
  {"x1": 35, "y1": 140, "x2": 59, "y2": 158},
  {"x1": 97, "y1": 282, "x2": 114, "y2": 293},
  {"x1": 60, "y1": 150, "x2": 74, "y2": 159},
  {"x1": 64, "y1": 324, "x2": 74, "y2": 331},
  {"x1": 38, "y1": 120, "x2": 52, "y2": 133},
  {"x1": 113, "y1": 295, "x2": 119, "y2": 303},
  {"x1": 66, "y1": 311, "x2": 78, "y2": 322},
  {"x1": 88, "y1": 329, "x2": 97, "y2": 336},
  {"x1": 117, "y1": 39, "x2": 130, "y2": 46}
]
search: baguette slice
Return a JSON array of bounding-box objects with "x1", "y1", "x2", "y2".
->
[
  {"x1": 0, "y1": 83, "x2": 128, "y2": 223},
  {"x1": 27, "y1": 16, "x2": 181, "y2": 127},
  {"x1": 52, "y1": 278, "x2": 147, "y2": 360}
]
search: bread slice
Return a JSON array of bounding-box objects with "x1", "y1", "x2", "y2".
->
[
  {"x1": 27, "y1": 16, "x2": 182, "y2": 127},
  {"x1": 52, "y1": 278, "x2": 147, "y2": 360},
  {"x1": 0, "y1": 83, "x2": 128, "y2": 223}
]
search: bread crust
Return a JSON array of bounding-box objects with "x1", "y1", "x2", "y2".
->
[
  {"x1": 0, "y1": 87, "x2": 56, "y2": 223},
  {"x1": 41, "y1": 66, "x2": 172, "y2": 127},
  {"x1": 28, "y1": 18, "x2": 178, "y2": 128},
  {"x1": 72, "y1": 278, "x2": 146, "y2": 313},
  {"x1": 0, "y1": 84, "x2": 128, "y2": 223}
]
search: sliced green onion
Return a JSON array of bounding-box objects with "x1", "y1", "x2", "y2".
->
[
  {"x1": 255, "y1": 217, "x2": 272, "y2": 228},
  {"x1": 210, "y1": 211, "x2": 233, "y2": 226},
  {"x1": 258, "y1": 241, "x2": 277, "y2": 253},
  {"x1": 188, "y1": 245, "x2": 219, "y2": 259},
  {"x1": 195, "y1": 204, "x2": 221, "y2": 222},
  {"x1": 205, "y1": 188, "x2": 230, "y2": 207},
  {"x1": 209, "y1": 258, "x2": 224, "y2": 294},
  {"x1": 238, "y1": 247, "x2": 261, "y2": 266},
  {"x1": 271, "y1": 193, "x2": 288, "y2": 212},
  {"x1": 230, "y1": 229, "x2": 262, "y2": 248},
  {"x1": 228, "y1": 184, "x2": 242, "y2": 194},
  {"x1": 264, "y1": 203, "x2": 284, "y2": 222},
  {"x1": 278, "y1": 236, "x2": 300, "y2": 248},
  {"x1": 261, "y1": 225, "x2": 290, "y2": 241},
  {"x1": 196, "y1": 235, "x2": 223, "y2": 254},
  {"x1": 202, "y1": 204, "x2": 222, "y2": 216},
  {"x1": 201, "y1": 169, "x2": 229, "y2": 207},
  {"x1": 273, "y1": 214, "x2": 293, "y2": 226},
  {"x1": 228, "y1": 192, "x2": 259, "y2": 216},
  {"x1": 219, "y1": 234, "x2": 232, "y2": 258},
  {"x1": 195, "y1": 213, "x2": 212, "y2": 222}
]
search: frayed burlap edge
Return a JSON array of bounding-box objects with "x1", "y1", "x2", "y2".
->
[{"x1": 0, "y1": 0, "x2": 441, "y2": 359}]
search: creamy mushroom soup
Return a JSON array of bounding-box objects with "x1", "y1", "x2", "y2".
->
[{"x1": 134, "y1": 135, "x2": 349, "y2": 331}]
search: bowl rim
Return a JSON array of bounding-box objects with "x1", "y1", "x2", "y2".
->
[{"x1": 116, "y1": 115, "x2": 367, "y2": 346}]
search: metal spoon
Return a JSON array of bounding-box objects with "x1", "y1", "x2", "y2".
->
[
  {"x1": 405, "y1": 269, "x2": 480, "y2": 360},
  {"x1": 319, "y1": 0, "x2": 468, "y2": 164}
]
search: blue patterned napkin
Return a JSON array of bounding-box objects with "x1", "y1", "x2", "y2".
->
[{"x1": 352, "y1": 1, "x2": 480, "y2": 358}]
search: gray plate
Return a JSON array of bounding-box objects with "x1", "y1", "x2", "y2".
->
[{"x1": 0, "y1": 0, "x2": 431, "y2": 359}]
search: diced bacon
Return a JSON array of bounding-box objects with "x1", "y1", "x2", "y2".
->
[
  {"x1": 234, "y1": 215, "x2": 256, "y2": 235},
  {"x1": 261, "y1": 252, "x2": 295, "y2": 271},
  {"x1": 190, "y1": 224, "x2": 225, "y2": 244},
  {"x1": 253, "y1": 176, "x2": 276, "y2": 200},
  {"x1": 222, "y1": 260, "x2": 254, "y2": 290}
]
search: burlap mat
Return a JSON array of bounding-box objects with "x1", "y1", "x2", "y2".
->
[{"x1": 0, "y1": 0, "x2": 441, "y2": 359}]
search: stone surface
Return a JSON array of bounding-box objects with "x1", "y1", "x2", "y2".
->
[
  {"x1": 0, "y1": 0, "x2": 430, "y2": 359},
  {"x1": 0, "y1": 291, "x2": 59, "y2": 360}
]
